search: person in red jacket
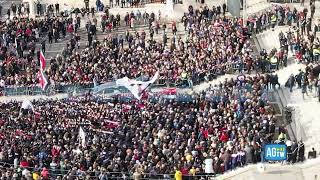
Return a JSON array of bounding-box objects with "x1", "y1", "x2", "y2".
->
[
  {"x1": 220, "y1": 132, "x2": 229, "y2": 142},
  {"x1": 41, "y1": 167, "x2": 49, "y2": 179}
]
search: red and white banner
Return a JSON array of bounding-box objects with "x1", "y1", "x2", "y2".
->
[
  {"x1": 39, "y1": 50, "x2": 46, "y2": 71},
  {"x1": 38, "y1": 70, "x2": 48, "y2": 90},
  {"x1": 160, "y1": 87, "x2": 177, "y2": 95},
  {"x1": 38, "y1": 51, "x2": 48, "y2": 91}
]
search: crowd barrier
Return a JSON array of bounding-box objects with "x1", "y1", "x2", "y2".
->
[
  {"x1": 0, "y1": 61, "x2": 278, "y2": 97},
  {"x1": 0, "y1": 160, "x2": 218, "y2": 179}
]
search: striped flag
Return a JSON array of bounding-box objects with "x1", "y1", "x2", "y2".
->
[
  {"x1": 38, "y1": 50, "x2": 48, "y2": 91},
  {"x1": 38, "y1": 70, "x2": 48, "y2": 91},
  {"x1": 39, "y1": 50, "x2": 46, "y2": 71}
]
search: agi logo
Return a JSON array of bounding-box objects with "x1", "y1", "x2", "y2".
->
[{"x1": 264, "y1": 144, "x2": 287, "y2": 161}]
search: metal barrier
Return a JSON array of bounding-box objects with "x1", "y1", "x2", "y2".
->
[
  {"x1": 1, "y1": 83, "x2": 95, "y2": 97},
  {"x1": 0, "y1": 161, "x2": 218, "y2": 180},
  {"x1": 1, "y1": 70, "x2": 271, "y2": 97}
]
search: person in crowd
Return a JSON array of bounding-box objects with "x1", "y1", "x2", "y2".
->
[
  {"x1": 1, "y1": 4, "x2": 318, "y2": 95},
  {"x1": 287, "y1": 74, "x2": 296, "y2": 92},
  {"x1": 298, "y1": 141, "x2": 305, "y2": 162},
  {"x1": 11, "y1": 2, "x2": 17, "y2": 17},
  {"x1": 55, "y1": 3, "x2": 60, "y2": 15},
  {"x1": 36, "y1": 0, "x2": 41, "y2": 16}
]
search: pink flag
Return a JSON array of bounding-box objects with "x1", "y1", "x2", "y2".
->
[{"x1": 39, "y1": 50, "x2": 46, "y2": 71}]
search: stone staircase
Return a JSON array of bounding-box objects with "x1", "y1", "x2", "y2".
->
[{"x1": 43, "y1": 21, "x2": 186, "y2": 59}]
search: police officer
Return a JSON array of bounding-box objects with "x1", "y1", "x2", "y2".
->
[{"x1": 297, "y1": 141, "x2": 305, "y2": 162}]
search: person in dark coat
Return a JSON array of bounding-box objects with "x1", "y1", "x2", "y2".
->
[
  {"x1": 7, "y1": 8, "x2": 10, "y2": 19},
  {"x1": 295, "y1": 70, "x2": 303, "y2": 88},
  {"x1": 270, "y1": 73, "x2": 281, "y2": 89},
  {"x1": 222, "y1": 3, "x2": 227, "y2": 15},
  {"x1": 308, "y1": 147, "x2": 317, "y2": 159},
  {"x1": 291, "y1": 141, "x2": 298, "y2": 163},
  {"x1": 88, "y1": 32, "x2": 93, "y2": 47},
  {"x1": 244, "y1": 145, "x2": 253, "y2": 164},
  {"x1": 301, "y1": 75, "x2": 308, "y2": 98},
  {"x1": 41, "y1": 40, "x2": 46, "y2": 54},
  {"x1": 55, "y1": 3, "x2": 60, "y2": 15},
  {"x1": 163, "y1": 33, "x2": 167, "y2": 46},
  {"x1": 48, "y1": 28, "x2": 53, "y2": 44},
  {"x1": 36, "y1": 1, "x2": 41, "y2": 16},
  {"x1": 287, "y1": 74, "x2": 295, "y2": 92},
  {"x1": 297, "y1": 141, "x2": 305, "y2": 162},
  {"x1": 11, "y1": 3, "x2": 17, "y2": 16}
]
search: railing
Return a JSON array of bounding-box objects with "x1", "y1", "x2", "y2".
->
[
  {"x1": 0, "y1": 61, "x2": 282, "y2": 97},
  {"x1": 0, "y1": 161, "x2": 217, "y2": 180}
]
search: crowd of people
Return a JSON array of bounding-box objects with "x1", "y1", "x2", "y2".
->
[
  {"x1": 0, "y1": 12, "x2": 93, "y2": 88},
  {"x1": 0, "y1": 4, "x2": 281, "y2": 91},
  {"x1": 0, "y1": 3, "x2": 318, "y2": 93},
  {"x1": 0, "y1": 1, "x2": 317, "y2": 179},
  {"x1": 285, "y1": 64, "x2": 320, "y2": 101},
  {"x1": 0, "y1": 74, "x2": 285, "y2": 179},
  {"x1": 3, "y1": 2, "x2": 31, "y2": 19}
]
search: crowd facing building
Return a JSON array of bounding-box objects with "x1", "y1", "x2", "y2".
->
[{"x1": 0, "y1": 0, "x2": 319, "y2": 179}]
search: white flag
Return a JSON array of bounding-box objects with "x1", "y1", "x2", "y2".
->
[
  {"x1": 116, "y1": 71, "x2": 159, "y2": 100},
  {"x1": 79, "y1": 127, "x2": 86, "y2": 147},
  {"x1": 21, "y1": 99, "x2": 34, "y2": 112}
]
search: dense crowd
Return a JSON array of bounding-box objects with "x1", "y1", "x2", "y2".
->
[
  {"x1": 0, "y1": 3, "x2": 318, "y2": 92},
  {"x1": 0, "y1": 74, "x2": 284, "y2": 179},
  {"x1": 0, "y1": 1, "x2": 316, "y2": 180},
  {"x1": 0, "y1": 13, "x2": 89, "y2": 88},
  {"x1": 1, "y1": 5, "x2": 253, "y2": 89}
]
